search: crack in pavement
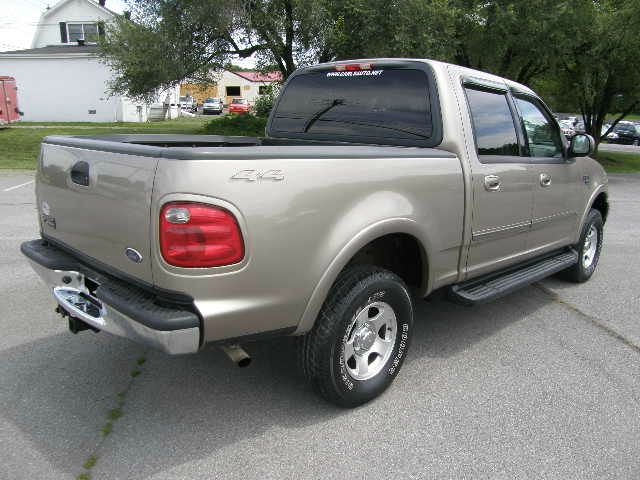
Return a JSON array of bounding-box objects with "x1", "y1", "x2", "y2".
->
[
  {"x1": 535, "y1": 282, "x2": 640, "y2": 354},
  {"x1": 74, "y1": 353, "x2": 148, "y2": 480}
]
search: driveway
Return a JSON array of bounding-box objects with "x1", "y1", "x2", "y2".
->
[
  {"x1": 1, "y1": 170, "x2": 639, "y2": 479},
  {"x1": 599, "y1": 142, "x2": 640, "y2": 153}
]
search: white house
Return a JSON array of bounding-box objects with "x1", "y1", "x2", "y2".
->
[
  {"x1": 30, "y1": 0, "x2": 114, "y2": 49},
  {"x1": 0, "y1": 0, "x2": 179, "y2": 122}
]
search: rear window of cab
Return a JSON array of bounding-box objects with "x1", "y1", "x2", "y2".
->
[{"x1": 269, "y1": 68, "x2": 436, "y2": 144}]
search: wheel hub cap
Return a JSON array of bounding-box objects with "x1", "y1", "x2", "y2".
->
[
  {"x1": 342, "y1": 301, "x2": 397, "y2": 381},
  {"x1": 582, "y1": 225, "x2": 598, "y2": 269},
  {"x1": 353, "y1": 324, "x2": 376, "y2": 354}
]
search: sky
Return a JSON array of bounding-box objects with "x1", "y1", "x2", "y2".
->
[{"x1": 0, "y1": 0, "x2": 256, "y2": 67}]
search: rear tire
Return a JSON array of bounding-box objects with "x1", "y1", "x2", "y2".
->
[
  {"x1": 561, "y1": 209, "x2": 603, "y2": 283},
  {"x1": 299, "y1": 266, "x2": 413, "y2": 407}
]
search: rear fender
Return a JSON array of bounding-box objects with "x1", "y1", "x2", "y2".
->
[{"x1": 294, "y1": 217, "x2": 431, "y2": 334}]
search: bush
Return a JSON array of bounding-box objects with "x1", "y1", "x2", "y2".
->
[
  {"x1": 203, "y1": 114, "x2": 267, "y2": 137},
  {"x1": 252, "y1": 84, "x2": 280, "y2": 117}
]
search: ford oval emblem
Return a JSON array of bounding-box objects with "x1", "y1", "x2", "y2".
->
[{"x1": 125, "y1": 248, "x2": 143, "y2": 263}]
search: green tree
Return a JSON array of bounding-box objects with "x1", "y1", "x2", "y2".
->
[
  {"x1": 323, "y1": 0, "x2": 457, "y2": 61},
  {"x1": 449, "y1": 0, "x2": 576, "y2": 84},
  {"x1": 100, "y1": 0, "x2": 326, "y2": 99},
  {"x1": 101, "y1": 0, "x2": 639, "y2": 153},
  {"x1": 252, "y1": 84, "x2": 280, "y2": 117},
  {"x1": 324, "y1": 0, "x2": 576, "y2": 85},
  {"x1": 551, "y1": 0, "x2": 640, "y2": 149}
]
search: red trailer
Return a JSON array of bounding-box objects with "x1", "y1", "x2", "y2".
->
[{"x1": 0, "y1": 76, "x2": 21, "y2": 126}]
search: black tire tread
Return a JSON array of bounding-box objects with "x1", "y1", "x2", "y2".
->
[
  {"x1": 299, "y1": 265, "x2": 408, "y2": 407},
  {"x1": 561, "y1": 208, "x2": 603, "y2": 283}
]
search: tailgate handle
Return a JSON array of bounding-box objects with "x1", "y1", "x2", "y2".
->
[{"x1": 70, "y1": 161, "x2": 90, "y2": 186}]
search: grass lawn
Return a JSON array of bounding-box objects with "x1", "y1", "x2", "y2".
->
[
  {"x1": 0, "y1": 115, "x2": 267, "y2": 169},
  {"x1": 607, "y1": 114, "x2": 640, "y2": 122},
  {"x1": 5, "y1": 116, "x2": 637, "y2": 173},
  {"x1": 595, "y1": 150, "x2": 640, "y2": 173},
  {"x1": 14, "y1": 121, "x2": 208, "y2": 127}
]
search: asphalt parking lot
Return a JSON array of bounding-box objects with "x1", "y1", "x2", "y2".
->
[
  {"x1": 599, "y1": 142, "x2": 640, "y2": 154},
  {"x1": 1, "y1": 170, "x2": 639, "y2": 479}
]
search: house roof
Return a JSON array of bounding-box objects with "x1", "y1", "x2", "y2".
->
[
  {"x1": 42, "y1": 0, "x2": 117, "y2": 18},
  {"x1": 229, "y1": 70, "x2": 282, "y2": 83},
  {"x1": 0, "y1": 45, "x2": 98, "y2": 56}
]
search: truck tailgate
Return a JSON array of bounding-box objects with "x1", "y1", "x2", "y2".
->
[{"x1": 37, "y1": 143, "x2": 157, "y2": 283}]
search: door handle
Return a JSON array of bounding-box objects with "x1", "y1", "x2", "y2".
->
[
  {"x1": 484, "y1": 175, "x2": 501, "y2": 191},
  {"x1": 70, "y1": 161, "x2": 90, "y2": 187},
  {"x1": 540, "y1": 173, "x2": 552, "y2": 187}
]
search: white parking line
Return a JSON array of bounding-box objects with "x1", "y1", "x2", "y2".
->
[{"x1": 3, "y1": 180, "x2": 34, "y2": 192}]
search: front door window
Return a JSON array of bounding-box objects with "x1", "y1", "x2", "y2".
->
[{"x1": 514, "y1": 97, "x2": 563, "y2": 158}]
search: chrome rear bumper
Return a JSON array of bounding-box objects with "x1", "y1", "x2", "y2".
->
[{"x1": 23, "y1": 240, "x2": 200, "y2": 355}]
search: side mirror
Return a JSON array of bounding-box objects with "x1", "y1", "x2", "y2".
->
[{"x1": 569, "y1": 133, "x2": 595, "y2": 157}]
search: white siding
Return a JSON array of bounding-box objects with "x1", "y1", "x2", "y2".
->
[
  {"x1": 117, "y1": 97, "x2": 149, "y2": 123},
  {"x1": 0, "y1": 56, "x2": 116, "y2": 122},
  {"x1": 0, "y1": 0, "x2": 186, "y2": 122},
  {"x1": 0, "y1": 55, "x2": 152, "y2": 122},
  {"x1": 32, "y1": 0, "x2": 114, "y2": 48},
  {"x1": 0, "y1": 54, "x2": 182, "y2": 122}
]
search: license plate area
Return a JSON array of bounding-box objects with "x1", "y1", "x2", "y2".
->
[
  {"x1": 54, "y1": 286, "x2": 104, "y2": 320},
  {"x1": 84, "y1": 276, "x2": 100, "y2": 296}
]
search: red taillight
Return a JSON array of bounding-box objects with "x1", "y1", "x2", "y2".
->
[
  {"x1": 160, "y1": 202, "x2": 244, "y2": 268},
  {"x1": 335, "y1": 63, "x2": 373, "y2": 71}
]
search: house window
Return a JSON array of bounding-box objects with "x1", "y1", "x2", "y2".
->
[
  {"x1": 226, "y1": 86, "x2": 241, "y2": 96},
  {"x1": 258, "y1": 85, "x2": 269, "y2": 95},
  {"x1": 67, "y1": 23, "x2": 99, "y2": 43}
]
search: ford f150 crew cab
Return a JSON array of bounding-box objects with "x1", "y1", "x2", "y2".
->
[{"x1": 22, "y1": 59, "x2": 608, "y2": 407}]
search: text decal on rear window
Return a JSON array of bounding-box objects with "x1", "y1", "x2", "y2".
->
[{"x1": 326, "y1": 70, "x2": 384, "y2": 78}]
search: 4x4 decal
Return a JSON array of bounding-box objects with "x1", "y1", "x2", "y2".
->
[{"x1": 230, "y1": 169, "x2": 284, "y2": 182}]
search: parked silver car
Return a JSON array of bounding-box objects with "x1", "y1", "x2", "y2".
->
[{"x1": 202, "y1": 97, "x2": 223, "y2": 115}]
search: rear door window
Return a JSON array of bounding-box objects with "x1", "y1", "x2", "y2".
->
[
  {"x1": 270, "y1": 68, "x2": 434, "y2": 144},
  {"x1": 465, "y1": 87, "x2": 520, "y2": 156}
]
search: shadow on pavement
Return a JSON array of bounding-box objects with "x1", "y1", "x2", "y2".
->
[
  {"x1": 410, "y1": 286, "x2": 552, "y2": 361},
  {"x1": 1, "y1": 286, "x2": 552, "y2": 479}
]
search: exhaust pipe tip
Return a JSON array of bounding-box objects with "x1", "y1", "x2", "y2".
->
[
  {"x1": 220, "y1": 344, "x2": 252, "y2": 367},
  {"x1": 237, "y1": 356, "x2": 251, "y2": 368}
]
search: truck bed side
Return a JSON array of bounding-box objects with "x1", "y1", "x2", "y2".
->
[{"x1": 149, "y1": 145, "x2": 464, "y2": 341}]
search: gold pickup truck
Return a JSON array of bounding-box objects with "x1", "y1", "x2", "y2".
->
[{"x1": 21, "y1": 59, "x2": 608, "y2": 407}]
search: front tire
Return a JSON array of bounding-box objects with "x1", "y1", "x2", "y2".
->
[
  {"x1": 299, "y1": 266, "x2": 413, "y2": 407},
  {"x1": 561, "y1": 209, "x2": 603, "y2": 282}
]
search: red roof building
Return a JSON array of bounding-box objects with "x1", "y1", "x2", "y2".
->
[{"x1": 230, "y1": 71, "x2": 283, "y2": 83}]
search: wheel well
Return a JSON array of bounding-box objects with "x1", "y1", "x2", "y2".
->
[
  {"x1": 345, "y1": 234, "x2": 426, "y2": 291},
  {"x1": 592, "y1": 192, "x2": 609, "y2": 223}
]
